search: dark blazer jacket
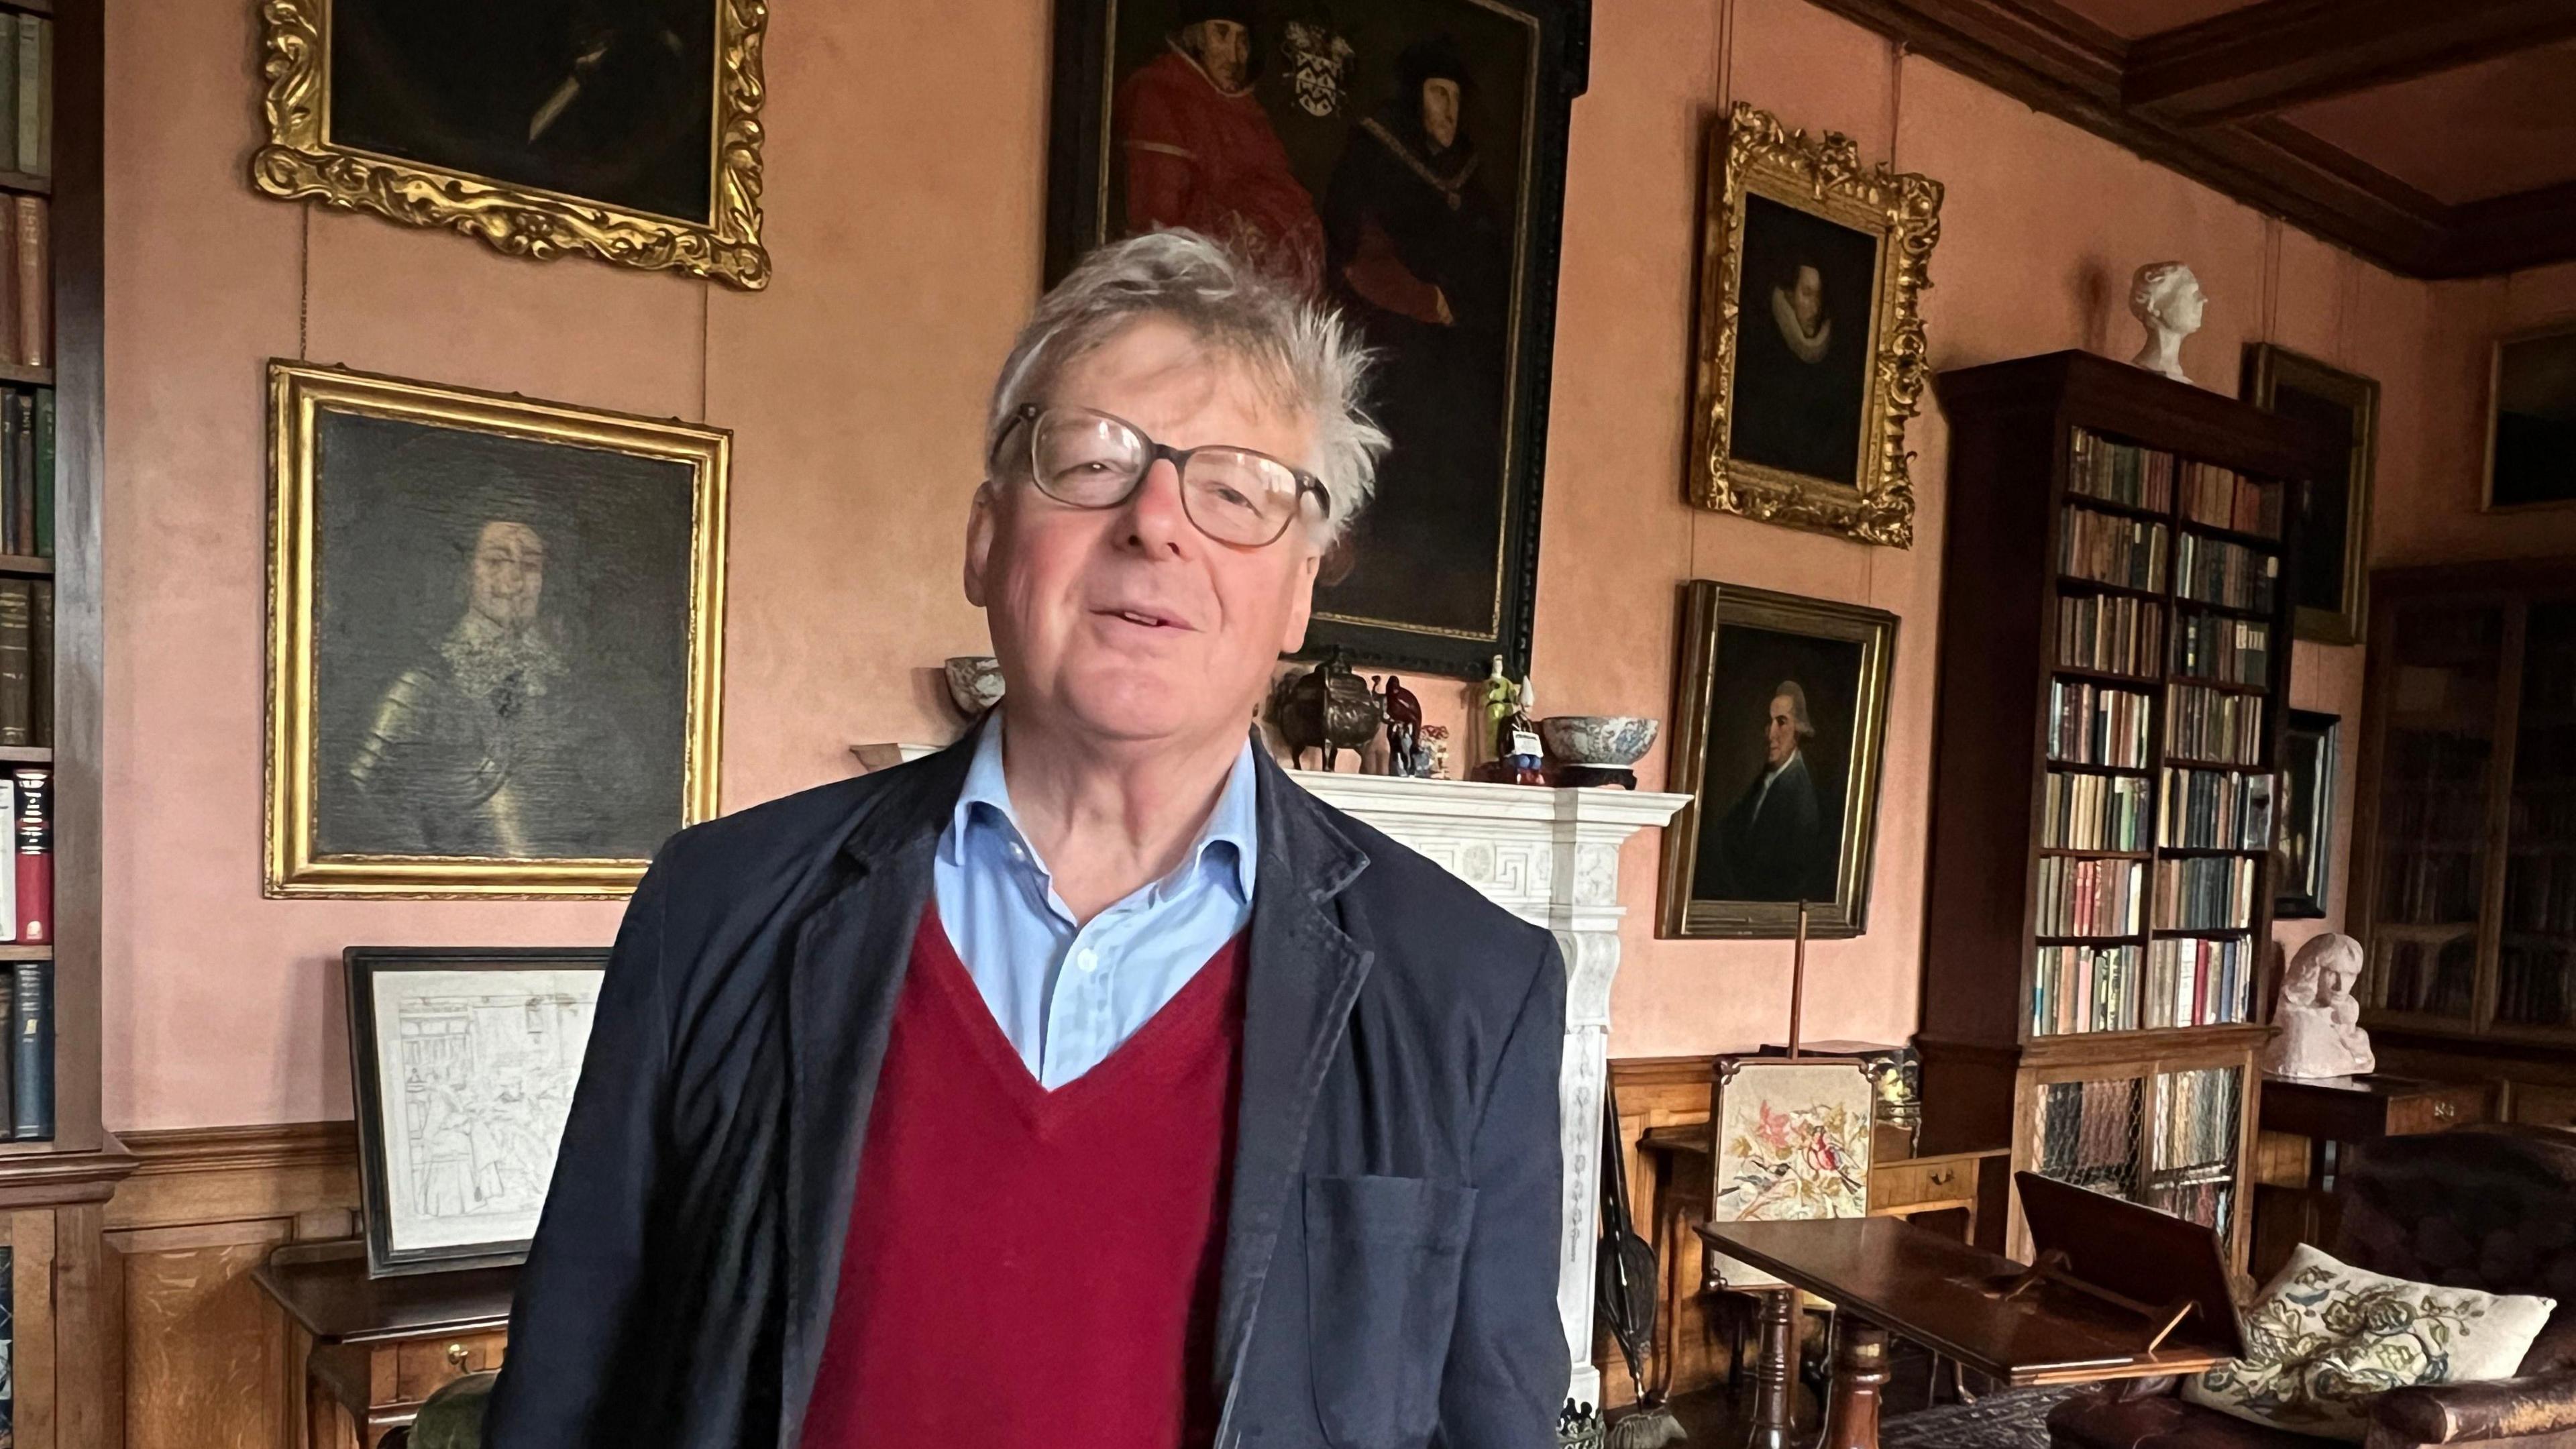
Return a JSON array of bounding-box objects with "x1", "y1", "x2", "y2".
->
[{"x1": 483, "y1": 731, "x2": 1570, "y2": 1449}]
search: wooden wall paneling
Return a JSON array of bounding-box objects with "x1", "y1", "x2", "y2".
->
[{"x1": 18, "y1": 1208, "x2": 58, "y2": 1449}]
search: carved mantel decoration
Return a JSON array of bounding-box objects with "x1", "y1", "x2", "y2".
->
[
  {"x1": 1292, "y1": 771, "x2": 1690, "y2": 1408},
  {"x1": 1688, "y1": 101, "x2": 1943, "y2": 547}
]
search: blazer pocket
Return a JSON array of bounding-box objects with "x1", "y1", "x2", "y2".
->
[{"x1": 1305, "y1": 1173, "x2": 1479, "y2": 1449}]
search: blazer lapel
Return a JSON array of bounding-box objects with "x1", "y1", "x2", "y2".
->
[
  {"x1": 1213, "y1": 750, "x2": 1373, "y2": 1395},
  {"x1": 775, "y1": 733, "x2": 974, "y2": 1448}
]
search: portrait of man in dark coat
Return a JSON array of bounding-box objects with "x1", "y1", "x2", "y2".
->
[
  {"x1": 1725, "y1": 193, "x2": 1881, "y2": 488},
  {"x1": 1697, "y1": 680, "x2": 1838, "y2": 905}
]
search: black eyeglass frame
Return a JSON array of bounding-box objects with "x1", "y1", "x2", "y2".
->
[{"x1": 991, "y1": 402, "x2": 1332, "y2": 546}]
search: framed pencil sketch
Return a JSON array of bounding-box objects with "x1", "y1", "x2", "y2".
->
[
  {"x1": 1687, "y1": 102, "x2": 1942, "y2": 547},
  {"x1": 2485, "y1": 320, "x2": 2576, "y2": 512},
  {"x1": 1702, "y1": 1055, "x2": 1874, "y2": 1291},
  {"x1": 2274, "y1": 710, "x2": 2339, "y2": 922},
  {"x1": 1042, "y1": 0, "x2": 1590, "y2": 678},
  {"x1": 266, "y1": 362, "x2": 728, "y2": 898},
  {"x1": 251, "y1": 0, "x2": 770, "y2": 288},
  {"x1": 2243, "y1": 345, "x2": 2377, "y2": 645},
  {"x1": 345, "y1": 947, "x2": 608, "y2": 1277},
  {"x1": 1660, "y1": 580, "x2": 1897, "y2": 939}
]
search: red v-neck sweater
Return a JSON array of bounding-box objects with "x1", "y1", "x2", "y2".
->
[{"x1": 798, "y1": 907, "x2": 1247, "y2": 1449}]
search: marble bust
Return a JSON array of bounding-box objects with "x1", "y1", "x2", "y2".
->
[
  {"x1": 2127, "y1": 261, "x2": 2206, "y2": 384},
  {"x1": 2265, "y1": 933, "x2": 2375, "y2": 1079}
]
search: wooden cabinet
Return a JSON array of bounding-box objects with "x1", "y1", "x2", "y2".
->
[
  {"x1": 255, "y1": 1242, "x2": 515, "y2": 1449},
  {"x1": 1918, "y1": 352, "x2": 2329, "y2": 1273}
]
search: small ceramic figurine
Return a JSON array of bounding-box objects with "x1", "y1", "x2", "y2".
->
[
  {"x1": 1382, "y1": 675, "x2": 1423, "y2": 775},
  {"x1": 1479, "y1": 656, "x2": 1521, "y2": 761},
  {"x1": 2127, "y1": 261, "x2": 2206, "y2": 384},
  {"x1": 2264, "y1": 933, "x2": 2375, "y2": 1079},
  {"x1": 1417, "y1": 723, "x2": 1450, "y2": 780}
]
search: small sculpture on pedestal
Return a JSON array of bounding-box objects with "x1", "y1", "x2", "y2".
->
[
  {"x1": 1382, "y1": 674, "x2": 1423, "y2": 776},
  {"x1": 2264, "y1": 933, "x2": 2375, "y2": 1079},
  {"x1": 1474, "y1": 656, "x2": 1545, "y2": 784},
  {"x1": 1417, "y1": 723, "x2": 1450, "y2": 780},
  {"x1": 2126, "y1": 261, "x2": 2206, "y2": 384},
  {"x1": 1273, "y1": 647, "x2": 1383, "y2": 771}
]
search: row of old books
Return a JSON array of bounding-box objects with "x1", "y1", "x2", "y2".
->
[
  {"x1": 2178, "y1": 464, "x2": 2283, "y2": 539},
  {"x1": 2046, "y1": 680, "x2": 2151, "y2": 767},
  {"x1": 2146, "y1": 936, "x2": 2254, "y2": 1030},
  {"x1": 2059, "y1": 506, "x2": 2167, "y2": 592},
  {"x1": 2498, "y1": 943, "x2": 2573, "y2": 1028},
  {"x1": 2056, "y1": 594, "x2": 2161, "y2": 677},
  {"x1": 2148, "y1": 1179, "x2": 2233, "y2": 1236},
  {"x1": 2172, "y1": 612, "x2": 2269, "y2": 687},
  {"x1": 2036, "y1": 855, "x2": 2143, "y2": 938},
  {"x1": 2152, "y1": 855, "x2": 2257, "y2": 931},
  {"x1": 0, "y1": 387, "x2": 50, "y2": 557},
  {"x1": 0, "y1": 193, "x2": 47, "y2": 370},
  {"x1": 2505, "y1": 853, "x2": 2576, "y2": 934},
  {"x1": 2151, "y1": 1066, "x2": 2241, "y2": 1174},
  {"x1": 2165, "y1": 683, "x2": 2265, "y2": 765},
  {"x1": 2158, "y1": 765, "x2": 2273, "y2": 850},
  {"x1": 2041, "y1": 769, "x2": 2151, "y2": 851},
  {"x1": 2031, "y1": 943, "x2": 2143, "y2": 1035},
  {"x1": 0, "y1": 577, "x2": 45, "y2": 746},
  {"x1": 2174, "y1": 533, "x2": 2277, "y2": 612},
  {"x1": 2067, "y1": 431, "x2": 2176, "y2": 511},
  {"x1": 2034, "y1": 1077, "x2": 2143, "y2": 1194},
  {"x1": 0, "y1": 767, "x2": 49, "y2": 1143}
]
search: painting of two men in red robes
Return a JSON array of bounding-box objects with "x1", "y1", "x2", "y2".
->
[{"x1": 1046, "y1": 0, "x2": 1590, "y2": 679}]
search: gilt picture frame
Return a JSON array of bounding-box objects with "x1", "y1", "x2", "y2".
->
[
  {"x1": 1041, "y1": 0, "x2": 1590, "y2": 679},
  {"x1": 250, "y1": 0, "x2": 771, "y2": 289},
  {"x1": 1687, "y1": 101, "x2": 1941, "y2": 548},
  {"x1": 1702, "y1": 1054, "x2": 1874, "y2": 1291},
  {"x1": 2243, "y1": 345, "x2": 2376, "y2": 646},
  {"x1": 266, "y1": 362, "x2": 728, "y2": 898},
  {"x1": 345, "y1": 947, "x2": 608, "y2": 1277},
  {"x1": 1660, "y1": 580, "x2": 1896, "y2": 940}
]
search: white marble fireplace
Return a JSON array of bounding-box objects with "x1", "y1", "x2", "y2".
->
[{"x1": 1292, "y1": 771, "x2": 1689, "y2": 1409}]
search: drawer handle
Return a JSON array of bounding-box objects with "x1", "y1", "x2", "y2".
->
[
  {"x1": 1927, "y1": 1169, "x2": 1954, "y2": 1187},
  {"x1": 447, "y1": 1343, "x2": 471, "y2": 1371},
  {"x1": 2433, "y1": 1101, "x2": 2457, "y2": 1121}
]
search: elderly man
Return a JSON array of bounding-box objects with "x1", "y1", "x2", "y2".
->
[{"x1": 484, "y1": 231, "x2": 1569, "y2": 1448}]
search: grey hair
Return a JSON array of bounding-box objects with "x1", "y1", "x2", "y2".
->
[
  {"x1": 984, "y1": 229, "x2": 1387, "y2": 543},
  {"x1": 1772, "y1": 680, "x2": 1815, "y2": 738}
]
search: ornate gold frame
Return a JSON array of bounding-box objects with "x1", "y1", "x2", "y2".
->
[
  {"x1": 1658, "y1": 580, "x2": 1896, "y2": 939},
  {"x1": 1686, "y1": 102, "x2": 1941, "y2": 547},
  {"x1": 264, "y1": 362, "x2": 730, "y2": 898},
  {"x1": 251, "y1": 0, "x2": 771, "y2": 289}
]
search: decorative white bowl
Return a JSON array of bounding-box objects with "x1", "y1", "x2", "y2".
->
[
  {"x1": 1538, "y1": 714, "x2": 1659, "y2": 767},
  {"x1": 944, "y1": 655, "x2": 1006, "y2": 716}
]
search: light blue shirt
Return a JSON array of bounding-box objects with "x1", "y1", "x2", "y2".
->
[{"x1": 931, "y1": 719, "x2": 1259, "y2": 1089}]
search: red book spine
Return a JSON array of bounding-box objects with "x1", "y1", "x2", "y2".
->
[{"x1": 13, "y1": 765, "x2": 45, "y2": 945}]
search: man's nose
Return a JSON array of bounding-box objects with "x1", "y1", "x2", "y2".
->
[{"x1": 1122, "y1": 458, "x2": 1193, "y2": 553}]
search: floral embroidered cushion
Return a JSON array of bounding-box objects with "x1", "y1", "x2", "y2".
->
[{"x1": 2182, "y1": 1243, "x2": 2557, "y2": 1442}]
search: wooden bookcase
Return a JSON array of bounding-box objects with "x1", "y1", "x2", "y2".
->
[
  {"x1": 1916, "y1": 351, "x2": 2322, "y2": 1274},
  {"x1": 2349, "y1": 559, "x2": 2576, "y2": 1124}
]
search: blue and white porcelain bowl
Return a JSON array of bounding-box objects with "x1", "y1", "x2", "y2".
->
[{"x1": 1538, "y1": 715, "x2": 1659, "y2": 767}]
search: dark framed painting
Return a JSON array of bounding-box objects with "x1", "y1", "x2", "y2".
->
[
  {"x1": 2485, "y1": 321, "x2": 2576, "y2": 512},
  {"x1": 1042, "y1": 0, "x2": 1591, "y2": 680},
  {"x1": 1660, "y1": 580, "x2": 1897, "y2": 939},
  {"x1": 251, "y1": 0, "x2": 770, "y2": 288},
  {"x1": 266, "y1": 362, "x2": 729, "y2": 898},
  {"x1": 1687, "y1": 102, "x2": 1942, "y2": 548},
  {"x1": 2274, "y1": 709, "x2": 2340, "y2": 922},
  {"x1": 2243, "y1": 345, "x2": 2377, "y2": 646},
  {"x1": 345, "y1": 947, "x2": 608, "y2": 1277}
]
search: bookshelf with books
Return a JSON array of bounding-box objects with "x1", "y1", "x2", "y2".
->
[
  {"x1": 2350, "y1": 561, "x2": 2576, "y2": 1130},
  {"x1": 1917, "y1": 351, "x2": 2322, "y2": 1272}
]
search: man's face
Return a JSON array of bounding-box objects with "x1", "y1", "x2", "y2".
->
[
  {"x1": 1790, "y1": 266, "x2": 1825, "y2": 331},
  {"x1": 965, "y1": 315, "x2": 1322, "y2": 755},
  {"x1": 1194, "y1": 19, "x2": 1250, "y2": 89},
  {"x1": 2171, "y1": 276, "x2": 2206, "y2": 332},
  {"x1": 1764, "y1": 694, "x2": 1798, "y2": 767},
  {"x1": 1420, "y1": 78, "x2": 1461, "y2": 148},
  {"x1": 468, "y1": 521, "x2": 546, "y2": 630}
]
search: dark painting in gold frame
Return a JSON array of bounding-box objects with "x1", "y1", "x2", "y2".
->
[
  {"x1": 266, "y1": 363, "x2": 729, "y2": 898},
  {"x1": 2243, "y1": 344, "x2": 2376, "y2": 646},
  {"x1": 252, "y1": 0, "x2": 769, "y2": 289},
  {"x1": 1660, "y1": 580, "x2": 1896, "y2": 939},
  {"x1": 1686, "y1": 102, "x2": 1941, "y2": 548}
]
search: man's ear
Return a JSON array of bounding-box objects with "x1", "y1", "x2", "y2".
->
[{"x1": 963, "y1": 482, "x2": 998, "y2": 607}]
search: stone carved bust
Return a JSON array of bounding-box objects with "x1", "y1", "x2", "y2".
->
[
  {"x1": 2265, "y1": 933, "x2": 2375, "y2": 1079},
  {"x1": 2127, "y1": 261, "x2": 2206, "y2": 384}
]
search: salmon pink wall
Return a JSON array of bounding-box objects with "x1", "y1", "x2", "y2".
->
[{"x1": 97, "y1": 0, "x2": 2576, "y2": 1128}]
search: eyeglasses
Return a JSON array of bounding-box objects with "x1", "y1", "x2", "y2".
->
[{"x1": 994, "y1": 402, "x2": 1330, "y2": 548}]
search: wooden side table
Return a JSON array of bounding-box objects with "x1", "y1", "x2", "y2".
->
[
  {"x1": 2251, "y1": 1073, "x2": 2494, "y2": 1278},
  {"x1": 253, "y1": 1240, "x2": 517, "y2": 1449}
]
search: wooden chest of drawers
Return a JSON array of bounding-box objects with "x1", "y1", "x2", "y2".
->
[{"x1": 253, "y1": 1242, "x2": 516, "y2": 1449}]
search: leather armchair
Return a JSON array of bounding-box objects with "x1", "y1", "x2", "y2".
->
[{"x1": 2049, "y1": 1125, "x2": 2576, "y2": 1449}]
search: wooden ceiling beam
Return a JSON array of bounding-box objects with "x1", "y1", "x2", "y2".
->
[{"x1": 2123, "y1": 0, "x2": 2576, "y2": 125}]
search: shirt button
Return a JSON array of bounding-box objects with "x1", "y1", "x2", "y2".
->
[
  {"x1": 1008, "y1": 843, "x2": 1027, "y2": 863},
  {"x1": 1078, "y1": 949, "x2": 1099, "y2": 972}
]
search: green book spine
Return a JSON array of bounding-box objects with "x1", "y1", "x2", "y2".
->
[
  {"x1": 11, "y1": 18, "x2": 33, "y2": 178},
  {"x1": 0, "y1": 17, "x2": 17, "y2": 178},
  {"x1": 1, "y1": 388, "x2": 18, "y2": 557},
  {"x1": 31, "y1": 386, "x2": 46, "y2": 557}
]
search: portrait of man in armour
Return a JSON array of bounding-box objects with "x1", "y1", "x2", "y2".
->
[{"x1": 269, "y1": 363, "x2": 725, "y2": 896}]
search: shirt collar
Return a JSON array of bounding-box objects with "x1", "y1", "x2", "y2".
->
[{"x1": 946, "y1": 714, "x2": 1259, "y2": 904}]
